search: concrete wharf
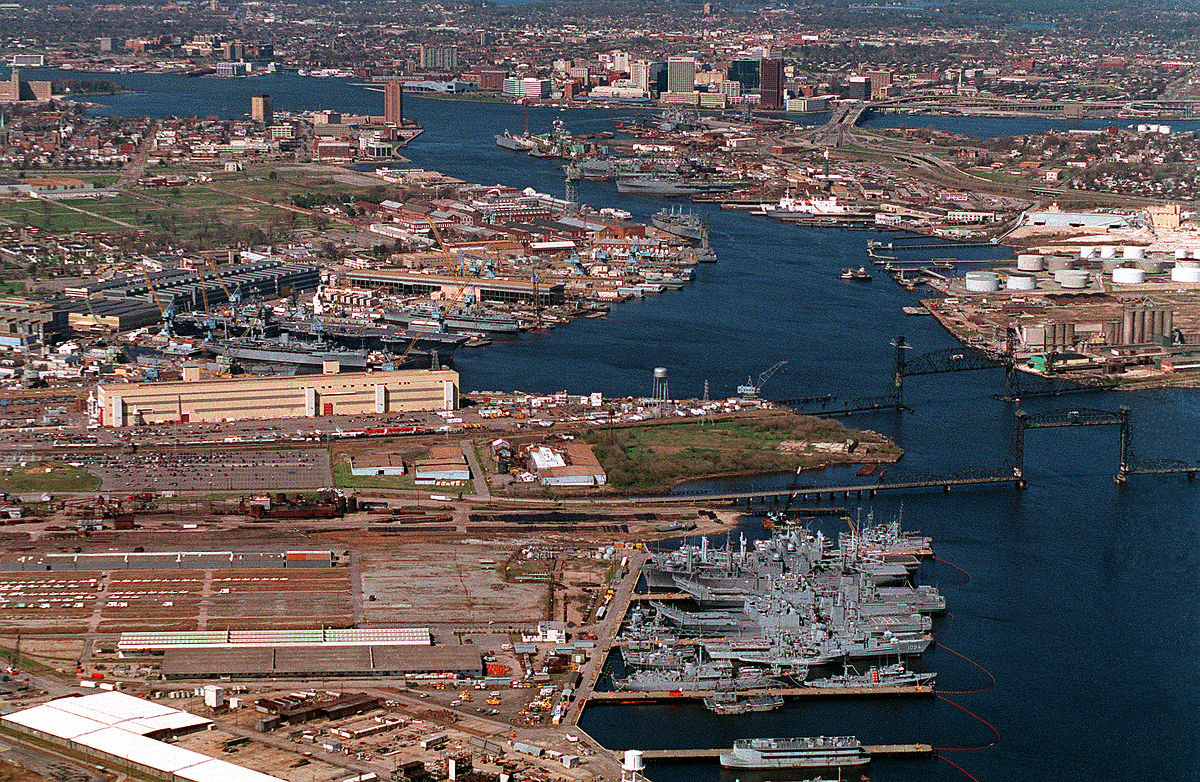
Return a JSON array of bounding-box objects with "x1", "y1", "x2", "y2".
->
[
  {"x1": 587, "y1": 685, "x2": 933, "y2": 701},
  {"x1": 635, "y1": 744, "x2": 933, "y2": 761}
]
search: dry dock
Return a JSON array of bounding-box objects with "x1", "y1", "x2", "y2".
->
[{"x1": 636, "y1": 744, "x2": 934, "y2": 761}]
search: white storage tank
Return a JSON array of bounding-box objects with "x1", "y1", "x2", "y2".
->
[
  {"x1": 1111, "y1": 266, "x2": 1146, "y2": 285},
  {"x1": 1098, "y1": 246, "x2": 1118, "y2": 260},
  {"x1": 1058, "y1": 270, "x2": 1090, "y2": 289},
  {"x1": 964, "y1": 271, "x2": 1000, "y2": 293},
  {"x1": 1006, "y1": 272, "x2": 1037, "y2": 291},
  {"x1": 1172, "y1": 264, "x2": 1200, "y2": 283},
  {"x1": 1175, "y1": 248, "x2": 1190, "y2": 260},
  {"x1": 1017, "y1": 254, "x2": 1045, "y2": 271},
  {"x1": 1122, "y1": 246, "x2": 1145, "y2": 260},
  {"x1": 1078, "y1": 246, "x2": 1096, "y2": 260}
]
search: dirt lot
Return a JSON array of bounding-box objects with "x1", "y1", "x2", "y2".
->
[
  {"x1": 358, "y1": 544, "x2": 546, "y2": 625},
  {"x1": 0, "y1": 567, "x2": 353, "y2": 634},
  {"x1": 175, "y1": 728, "x2": 349, "y2": 782},
  {"x1": 0, "y1": 758, "x2": 46, "y2": 782}
]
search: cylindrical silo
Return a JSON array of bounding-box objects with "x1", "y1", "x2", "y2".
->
[{"x1": 1123, "y1": 309, "x2": 1135, "y2": 343}]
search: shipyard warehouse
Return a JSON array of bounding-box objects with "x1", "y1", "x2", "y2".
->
[{"x1": 94, "y1": 367, "x2": 459, "y2": 426}]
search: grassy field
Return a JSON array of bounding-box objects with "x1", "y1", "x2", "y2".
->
[
  {"x1": 0, "y1": 198, "x2": 122, "y2": 233},
  {"x1": 583, "y1": 414, "x2": 900, "y2": 492},
  {"x1": 0, "y1": 461, "x2": 101, "y2": 493}
]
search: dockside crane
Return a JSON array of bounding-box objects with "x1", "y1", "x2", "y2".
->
[
  {"x1": 141, "y1": 268, "x2": 174, "y2": 336},
  {"x1": 737, "y1": 360, "x2": 788, "y2": 398}
]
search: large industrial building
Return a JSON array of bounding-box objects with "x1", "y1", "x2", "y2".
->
[
  {"x1": 0, "y1": 692, "x2": 287, "y2": 782},
  {"x1": 345, "y1": 269, "x2": 563, "y2": 305},
  {"x1": 95, "y1": 367, "x2": 458, "y2": 426}
]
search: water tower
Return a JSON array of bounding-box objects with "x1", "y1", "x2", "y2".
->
[
  {"x1": 652, "y1": 367, "x2": 668, "y2": 401},
  {"x1": 622, "y1": 750, "x2": 646, "y2": 782}
]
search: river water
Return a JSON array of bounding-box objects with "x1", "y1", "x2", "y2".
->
[{"x1": 11, "y1": 69, "x2": 1200, "y2": 781}]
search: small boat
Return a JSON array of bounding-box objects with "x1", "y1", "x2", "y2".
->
[
  {"x1": 856, "y1": 464, "x2": 878, "y2": 477},
  {"x1": 840, "y1": 266, "x2": 872, "y2": 281}
]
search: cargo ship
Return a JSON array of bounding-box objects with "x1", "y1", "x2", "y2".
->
[{"x1": 719, "y1": 736, "x2": 869, "y2": 769}]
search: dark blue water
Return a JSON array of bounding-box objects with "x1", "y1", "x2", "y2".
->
[{"x1": 13, "y1": 69, "x2": 1200, "y2": 781}]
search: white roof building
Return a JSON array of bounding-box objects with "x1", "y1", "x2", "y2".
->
[{"x1": 1, "y1": 692, "x2": 287, "y2": 782}]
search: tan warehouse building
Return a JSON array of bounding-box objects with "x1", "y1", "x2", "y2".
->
[{"x1": 95, "y1": 368, "x2": 458, "y2": 427}]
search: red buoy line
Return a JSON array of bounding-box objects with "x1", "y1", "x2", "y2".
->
[
  {"x1": 932, "y1": 610, "x2": 956, "y2": 638},
  {"x1": 935, "y1": 641, "x2": 996, "y2": 694},
  {"x1": 932, "y1": 694, "x2": 1000, "y2": 752},
  {"x1": 932, "y1": 555, "x2": 972, "y2": 589},
  {"x1": 937, "y1": 752, "x2": 983, "y2": 782}
]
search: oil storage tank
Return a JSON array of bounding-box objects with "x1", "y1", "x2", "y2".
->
[{"x1": 965, "y1": 271, "x2": 1000, "y2": 292}]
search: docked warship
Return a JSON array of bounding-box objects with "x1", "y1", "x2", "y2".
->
[
  {"x1": 651, "y1": 206, "x2": 704, "y2": 242},
  {"x1": 616, "y1": 517, "x2": 944, "y2": 689}
]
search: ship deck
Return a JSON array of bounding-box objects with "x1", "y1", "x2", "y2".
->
[{"x1": 635, "y1": 744, "x2": 933, "y2": 761}]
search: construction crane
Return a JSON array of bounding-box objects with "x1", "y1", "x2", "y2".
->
[{"x1": 737, "y1": 360, "x2": 787, "y2": 398}]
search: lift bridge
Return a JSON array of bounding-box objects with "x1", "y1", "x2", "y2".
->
[
  {"x1": 685, "y1": 405, "x2": 1200, "y2": 507},
  {"x1": 773, "y1": 336, "x2": 1113, "y2": 417}
]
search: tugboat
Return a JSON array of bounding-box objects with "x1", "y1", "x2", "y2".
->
[{"x1": 840, "y1": 266, "x2": 872, "y2": 281}]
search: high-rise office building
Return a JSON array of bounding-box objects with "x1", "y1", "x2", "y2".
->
[
  {"x1": 846, "y1": 75, "x2": 871, "y2": 101},
  {"x1": 759, "y1": 58, "x2": 784, "y2": 109},
  {"x1": 667, "y1": 56, "x2": 696, "y2": 94},
  {"x1": 419, "y1": 44, "x2": 458, "y2": 71},
  {"x1": 729, "y1": 59, "x2": 760, "y2": 93},
  {"x1": 384, "y1": 80, "x2": 403, "y2": 125},
  {"x1": 250, "y1": 94, "x2": 273, "y2": 124}
]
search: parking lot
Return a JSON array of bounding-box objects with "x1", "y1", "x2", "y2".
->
[{"x1": 77, "y1": 449, "x2": 332, "y2": 492}]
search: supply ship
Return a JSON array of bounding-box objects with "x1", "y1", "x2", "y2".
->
[
  {"x1": 720, "y1": 736, "x2": 870, "y2": 769},
  {"x1": 651, "y1": 206, "x2": 704, "y2": 242}
]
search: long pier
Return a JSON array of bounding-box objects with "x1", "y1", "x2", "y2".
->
[
  {"x1": 636, "y1": 744, "x2": 933, "y2": 761},
  {"x1": 587, "y1": 685, "x2": 933, "y2": 701},
  {"x1": 656, "y1": 473, "x2": 1019, "y2": 504}
]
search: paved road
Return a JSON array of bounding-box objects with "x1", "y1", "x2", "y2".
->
[
  {"x1": 0, "y1": 736, "x2": 107, "y2": 782},
  {"x1": 461, "y1": 440, "x2": 491, "y2": 500}
]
